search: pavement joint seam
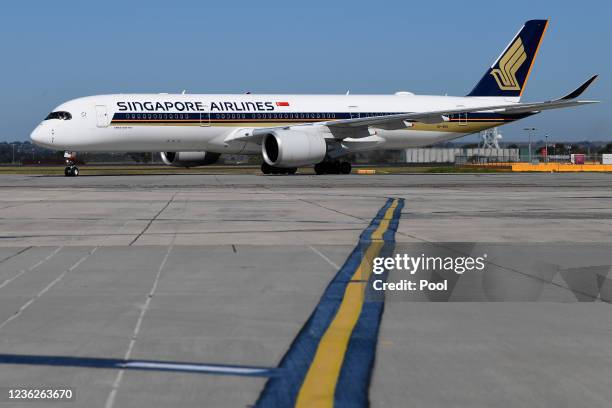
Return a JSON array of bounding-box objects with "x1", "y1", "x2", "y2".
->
[
  {"x1": 0, "y1": 246, "x2": 63, "y2": 290},
  {"x1": 104, "y1": 244, "x2": 173, "y2": 408},
  {"x1": 1, "y1": 227, "x2": 366, "y2": 241},
  {"x1": 309, "y1": 245, "x2": 341, "y2": 270},
  {"x1": 0, "y1": 246, "x2": 97, "y2": 331}
]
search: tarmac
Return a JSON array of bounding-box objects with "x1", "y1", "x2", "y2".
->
[{"x1": 0, "y1": 172, "x2": 611, "y2": 407}]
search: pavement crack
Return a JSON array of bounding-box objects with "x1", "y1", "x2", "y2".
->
[
  {"x1": 129, "y1": 193, "x2": 177, "y2": 246},
  {"x1": 298, "y1": 198, "x2": 367, "y2": 222},
  {"x1": 0, "y1": 246, "x2": 32, "y2": 265}
]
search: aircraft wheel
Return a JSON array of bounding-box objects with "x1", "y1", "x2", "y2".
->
[
  {"x1": 70, "y1": 166, "x2": 79, "y2": 177},
  {"x1": 326, "y1": 161, "x2": 341, "y2": 174},
  {"x1": 64, "y1": 167, "x2": 71, "y2": 177},
  {"x1": 287, "y1": 167, "x2": 297, "y2": 175},
  {"x1": 261, "y1": 162, "x2": 272, "y2": 174},
  {"x1": 314, "y1": 163, "x2": 326, "y2": 175},
  {"x1": 340, "y1": 162, "x2": 352, "y2": 174}
]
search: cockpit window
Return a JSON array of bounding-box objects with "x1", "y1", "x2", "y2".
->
[{"x1": 45, "y1": 111, "x2": 72, "y2": 121}]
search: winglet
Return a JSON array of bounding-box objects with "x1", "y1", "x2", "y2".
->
[{"x1": 558, "y1": 75, "x2": 598, "y2": 100}]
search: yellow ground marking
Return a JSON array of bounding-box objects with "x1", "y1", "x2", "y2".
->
[{"x1": 295, "y1": 199, "x2": 399, "y2": 408}]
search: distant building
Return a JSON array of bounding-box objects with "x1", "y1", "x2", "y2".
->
[{"x1": 404, "y1": 148, "x2": 519, "y2": 164}]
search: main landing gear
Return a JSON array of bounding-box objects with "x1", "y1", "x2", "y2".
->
[
  {"x1": 64, "y1": 151, "x2": 79, "y2": 177},
  {"x1": 314, "y1": 160, "x2": 352, "y2": 175},
  {"x1": 261, "y1": 162, "x2": 297, "y2": 175}
]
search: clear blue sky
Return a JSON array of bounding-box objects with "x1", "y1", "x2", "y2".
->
[{"x1": 0, "y1": 0, "x2": 609, "y2": 143}]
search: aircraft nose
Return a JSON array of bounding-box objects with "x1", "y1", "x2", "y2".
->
[{"x1": 30, "y1": 126, "x2": 51, "y2": 147}]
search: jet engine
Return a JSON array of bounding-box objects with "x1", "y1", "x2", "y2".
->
[
  {"x1": 160, "y1": 151, "x2": 221, "y2": 167},
  {"x1": 261, "y1": 129, "x2": 327, "y2": 168}
]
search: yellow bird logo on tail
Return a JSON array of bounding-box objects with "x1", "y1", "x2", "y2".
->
[{"x1": 490, "y1": 38, "x2": 527, "y2": 90}]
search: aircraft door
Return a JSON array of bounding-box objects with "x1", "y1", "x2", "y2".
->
[
  {"x1": 95, "y1": 105, "x2": 108, "y2": 127},
  {"x1": 200, "y1": 104, "x2": 210, "y2": 127},
  {"x1": 455, "y1": 106, "x2": 467, "y2": 126}
]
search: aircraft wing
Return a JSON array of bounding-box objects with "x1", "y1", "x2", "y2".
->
[
  {"x1": 324, "y1": 75, "x2": 599, "y2": 132},
  {"x1": 324, "y1": 100, "x2": 597, "y2": 132},
  {"x1": 226, "y1": 76, "x2": 598, "y2": 142}
]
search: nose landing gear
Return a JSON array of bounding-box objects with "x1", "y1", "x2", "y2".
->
[
  {"x1": 64, "y1": 151, "x2": 79, "y2": 177},
  {"x1": 64, "y1": 166, "x2": 79, "y2": 177}
]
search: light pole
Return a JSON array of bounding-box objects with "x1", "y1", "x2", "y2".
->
[
  {"x1": 11, "y1": 143, "x2": 15, "y2": 164},
  {"x1": 544, "y1": 134, "x2": 549, "y2": 163},
  {"x1": 523, "y1": 127, "x2": 536, "y2": 163}
]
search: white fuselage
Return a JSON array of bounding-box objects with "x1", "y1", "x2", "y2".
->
[{"x1": 31, "y1": 93, "x2": 520, "y2": 155}]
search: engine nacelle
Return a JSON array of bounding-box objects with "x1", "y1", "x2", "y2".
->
[
  {"x1": 160, "y1": 151, "x2": 220, "y2": 167},
  {"x1": 262, "y1": 130, "x2": 327, "y2": 168}
]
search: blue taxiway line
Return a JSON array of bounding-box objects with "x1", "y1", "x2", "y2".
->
[
  {"x1": 0, "y1": 353, "x2": 279, "y2": 378},
  {"x1": 255, "y1": 197, "x2": 404, "y2": 407}
]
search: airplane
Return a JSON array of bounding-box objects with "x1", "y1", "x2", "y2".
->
[{"x1": 30, "y1": 19, "x2": 598, "y2": 177}]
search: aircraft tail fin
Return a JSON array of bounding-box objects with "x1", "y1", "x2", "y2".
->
[{"x1": 467, "y1": 19, "x2": 549, "y2": 99}]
